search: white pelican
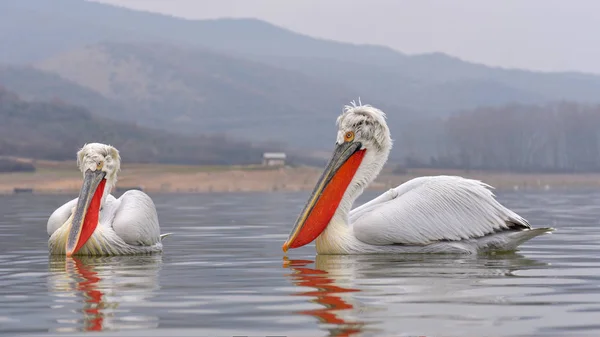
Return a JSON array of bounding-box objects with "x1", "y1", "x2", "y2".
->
[
  {"x1": 282, "y1": 102, "x2": 553, "y2": 255},
  {"x1": 47, "y1": 143, "x2": 170, "y2": 256}
]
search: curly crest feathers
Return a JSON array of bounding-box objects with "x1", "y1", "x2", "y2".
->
[{"x1": 336, "y1": 99, "x2": 392, "y2": 153}]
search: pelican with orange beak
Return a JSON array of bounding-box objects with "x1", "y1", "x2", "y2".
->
[
  {"x1": 283, "y1": 101, "x2": 553, "y2": 255},
  {"x1": 47, "y1": 143, "x2": 170, "y2": 256}
]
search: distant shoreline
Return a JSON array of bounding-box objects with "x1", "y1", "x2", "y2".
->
[{"x1": 2, "y1": 160, "x2": 600, "y2": 195}]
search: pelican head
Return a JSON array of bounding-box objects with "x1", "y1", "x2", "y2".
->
[
  {"x1": 283, "y1": 101, "x2": 392, "y2": 251},
  {"x1": 77, "y1": 143, "x2": 121, "y2": 182},
  {"x1": 67, "y1": 143, "x2": 121, "y2": 256}
]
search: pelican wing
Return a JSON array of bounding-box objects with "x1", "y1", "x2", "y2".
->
[
  {"x1": 351, "y1": 176, "x2": 531, "y2": 246},
  {"x1": 111, "y1": 190, "x2": 161, "y2": 246},
  {"x1": 47, "y1": 198, "x2": 78, "y2": 236}
]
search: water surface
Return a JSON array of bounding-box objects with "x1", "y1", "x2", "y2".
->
[{"x1": 1, "y1": 190, "x2": 599, "y2": 336}]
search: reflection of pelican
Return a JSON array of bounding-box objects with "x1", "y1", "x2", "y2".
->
[
  {"x1": 284, "y1": 254, "x2": 547, "y2": 336},
  {"x1": 48, "y1": 255, "x2": 162, "y2": 333},
  {"x1": 47, "y1": 143, "x2": 170, "y2": 256},
  {"x1": 283, "y1": 258, "x2": 366, "y2": 337},
  {"x1": 283, "y1": 102, "x2": 553, "y2": 254}
]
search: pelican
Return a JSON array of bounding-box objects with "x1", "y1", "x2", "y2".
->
[
  {"x1": 282, "y1": 102, "x2": 553, "y2": 255},
  {"x1": 47, "y1": 143, "x2": 170, "y2": 256}
]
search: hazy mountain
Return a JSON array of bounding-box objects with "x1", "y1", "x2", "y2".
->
[
  {"x1": 258, "y1": 56, "x2": 548, "y2": 113},
  {"x1": 3, "y1": 0, "x2": 600, "y2": 113},
  {"x1": 1, "y1": 43, "x2": 420, "y2": 161},
  {"x1": 34, "y1": 42, "x2": 400, "y2": 150},
  {"x1": 0, "y1": 0, "x2": 405, "y2": 66},
  {"x1": 4, "y1": 0, "x2": 600, "y2": 164},
  {"x1": 0, "y1": 88, "x2": 276, "y2": 165},
  {"x1": 0, "y1": 65, "x2": 124, "y2": 116}
]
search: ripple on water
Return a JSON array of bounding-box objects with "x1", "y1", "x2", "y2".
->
[{"x1": 0, "y1": 191, "x2": 599, "y2": 336}]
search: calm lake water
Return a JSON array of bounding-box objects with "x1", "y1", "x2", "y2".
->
[{"x1": 1, "y1": 190, "x2": 599, "y2": 336}]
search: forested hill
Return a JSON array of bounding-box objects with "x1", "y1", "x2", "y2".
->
[
  {"x1": 411, "y1": 102, "x2": 600, "y2": 173},
  {"x1": 3, "y1": 0, "x2": 600, "y2": 171},
  {"x1": 4, "y1": 0, "x2": 600, "y2": 135},
  {"x1": 0, "y1": 88, "x2": 277, "y2": 165}
]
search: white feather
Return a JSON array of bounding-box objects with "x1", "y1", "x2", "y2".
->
[
  {"x1": 352, "y1": 176, "x2": 530, "y2": 246},
  {"x1": 48, "y1": 191, "x2": 166, "y2": 256},
  {"x1": 47, "y1": 143, "x2": 169, "y2": 256},
  {"x1": 312, "y1": 103, "x2": 553, "y2": 255},
  {"x1": 111, "y1": 190, "x2": 161, "y2": 246},
  {"x1": 47, "y1": 198, "x2": 78, "y2": 236}
]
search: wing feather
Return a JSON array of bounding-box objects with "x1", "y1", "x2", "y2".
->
[
  {"x1": 352, "y1": 176, "x2": 530, "y2": 246},
  {"x1": 47, "y1": 198, "x2": 78, "y2": 236},
  {"x1": 111, "y1": 190, "x2": 161, "y2": 246}
]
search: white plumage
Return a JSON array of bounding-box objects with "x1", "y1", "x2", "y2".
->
[
  {"x1": 47, "y1": 143, "x2": 169, "y2": 256},
  {"x1": 285, "y1": 102, "x2": 553, "y2": 255},
  {"x1": 352, "y1": 176, "x2": 530, "y2": 245}
]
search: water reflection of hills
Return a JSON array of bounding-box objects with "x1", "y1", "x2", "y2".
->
[
  {"x1": 284, "y1": 253, "x2": 547, "y2": 337},
  {"x1": 47, "y1": 255, "x2": 162, "y2": 333}
]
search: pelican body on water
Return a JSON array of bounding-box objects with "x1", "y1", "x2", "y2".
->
[
  {"x1": 283, "y1": 102, "x2": 553, "y2": 255},
  {"x1": 47, "y1": 143, "x2": 170, "y2": 256}
]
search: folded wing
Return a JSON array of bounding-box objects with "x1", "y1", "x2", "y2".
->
[
  {"x1": 111, "y1": 190, "x2": 161, "y2": 246},
  {"x1": 47, "y1": 198, "x2": 78, "y2": 236},
  {"x1": 351, "y1": 176, "x2": 531, "y2": 246}
]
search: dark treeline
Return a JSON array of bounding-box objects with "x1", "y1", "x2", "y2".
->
[
  {"x1": 402, "y1": 102, "x2": 600, "y2": 173},
  {"x1": 0, "y1": 89, "x2": 282, "y2": 165},
  {"x1": 4, "y1": 84, "x2": 600, "y2": 173},
  {"x1": 0, "y1": 158, "x2": 36, "y2": 172}
]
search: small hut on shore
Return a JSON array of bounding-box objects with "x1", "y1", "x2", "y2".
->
[{"x1": 262, "y1": 152, "x2": 286, "y2": 167}]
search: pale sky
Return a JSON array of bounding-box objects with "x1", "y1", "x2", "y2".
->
[{"x1": 92, "y1": 0, "x2": 600, "y2": 74}]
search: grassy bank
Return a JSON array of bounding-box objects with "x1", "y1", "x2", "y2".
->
[{"x1": 2, "y1": 160, "x2": 600, "y2": 194}]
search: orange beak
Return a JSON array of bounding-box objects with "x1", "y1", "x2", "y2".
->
[
  {"x1": 283, "y1": 141, "x2": 365, "y2": 252},
  {"x1": 66, "y1": 169, "x2": 106, "y2": 256}
]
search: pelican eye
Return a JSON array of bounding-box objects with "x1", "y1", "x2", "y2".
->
[
  {"x1": 344, "y1": 131, "x2": 355, "y2": 142},
  {"x1": 97, "y1": 161, "x2": 104, "y2": 170}
]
